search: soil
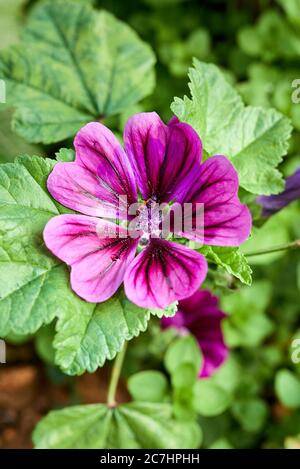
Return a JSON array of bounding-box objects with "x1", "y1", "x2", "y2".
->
[{"x1": 0, "y1": 342, "x2": 129, "y2": 448}]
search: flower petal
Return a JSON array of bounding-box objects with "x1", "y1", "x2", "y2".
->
[
  {"x1": 178, "y1": 156, "x2": 252, "y2": 246},
  {"x1": 257, "y1": 167, "x2": 300, "y2": 217},
  {"x1": 161, "y1": 290, "x2": 228, "y2": 378},
  {"x1": 43, "y1": 214, "x2": 138, "y2": 303},
  {"x1": 124, "y1": 239, "x2": 208, "y2": 309},
  {"x1": 124, "y1": 112, "x2": 202, "y2": 203},
  {"x1": 179, "y1": 291, "x2": 228, "y2": 378},
  {"x1": 48, "y1": 122, "x2": 137, "y2": 218}
]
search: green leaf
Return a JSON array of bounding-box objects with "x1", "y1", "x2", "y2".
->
[
  {"x1": 209, "y1": 354, "x2": 241, "y2": 395},
  {"x1": 275, "y1": 369, "x2": 300, "y2": 409},
  {"x1": 164, "y1": 335, "x2": 202, "y2": 376},
  {"x1": 171, "y1": 59, "x2": 292, "y2": 195},
  {"x1": 222, "y1": 281, "x2": 271, "y2": 314},
  {"x1": 238, "y1": 11, "x2": 300, "y2": 62},
  {"x1": 200, "y1": 246, "x2": 252, "y2": 286},
  {"x1": 32, "y1": 402, "x2": 202, "y2": 449},
  {"x1": 242, "y1": 210, "x2": 290, "y2": 265},
  {"x1": 172, "y1": 363, "x2": 197, "y2": 389},
  {"x1": 277, "y1": 0, "x2": 300, "y2": 26},
  {"x1": 171, "y1": 363, "x2": 199, "y2": 420},
  {"x1": 238, "y1": 63, "x2": 300, "y2": 131},
  {"x1": 5, "y1": 331, "x2": 31, "y2": 345},
  {"x1": 54, "y1": 292, "x2": 154, "y2": 375},
  {"x1": 35, "y1": 322, "x2": 56, "y2": 365},
  {"x1": 55, "y1": 148, "x2": 75, "y2": 163},
  {"x1": 128, "y1": 371, "x2": 169, "y2": 403},
  {"x1": 0, "y1": 154, "x2": 67, "y2": 336},
  {"x1": 231, "y1": 398, "x2": 268, "y2": 433},
  {"x1": 193, "y1": 381, "x2": 232, "y2": 417},
  {"x1": 221, "y1": 281, "x2": 274, "y2": 348},
  {"x1": 0, "y1": 109, "x2": 43, "y2": 164},
  {"x1": 223, "y1": 314, "x2": 274, "y2": 349},
  {"x1": 209, "y1": 438, "x2": 234, "y2": 449},
  {"x1": 0, "y1": 0, "x2": 27, "y2": 50},
  {"x1": 159, "y1": 27, "x2": 212, "y2": 78},
  {"x1": 0, "y1": 0, "x2": 155, "y2": 143},
  {"x1": 150, "y1": 302, "x2": 178, "y2": 318}
]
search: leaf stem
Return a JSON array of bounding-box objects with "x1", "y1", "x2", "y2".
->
[
  {"x1": 244, "y1": 239, "x2": 300, "y2": 257},
  {"x1": 107, "y1": 342, "x2": 128, "y2": 408}
]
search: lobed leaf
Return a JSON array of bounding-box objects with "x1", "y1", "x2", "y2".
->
[
  {"x1": 0, "y1": 0, "x2": 156, "y2": 143},
  {"x1": 54, "y1": 293, "x2": 153, "y2": 375},
  {"x1": 200, "y1": 246, "x2": 252, "y2": 286},
  {"x1": 33, "y1": 402, "x2": 202, "y2": 449},
  {"x1": 171, "y1": 60, "x2": 292, "y2": 195}
]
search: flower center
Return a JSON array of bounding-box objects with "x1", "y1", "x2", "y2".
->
[{"x1": 136, "y1": 199, "x2": 162, "y2": 246}]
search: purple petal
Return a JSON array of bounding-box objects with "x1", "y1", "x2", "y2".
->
[
  {"x1": 43, "y1": 214, "x2": 138, "y2": 303},
  {"x1": 124, "y1": 239, "x2": 208, "y2": 309},
  {"x1": 123, "y1": 112, "x2": 202, "y2": 203},
  {"x1": 179, "y1": 156, "x2": 252, "y2": 246},
  {"x1": 168, "y1": 116, "x2": 180, "y2": 126},
  {"x1": 257, "y1": 167, "x2": 300, "y2": 217},
  {"x1": 162, "y1": 290, "x2": 228, "y2": 378},
  {"x1": 48, "y1": 122, "x2": 137, "y2": 219}
]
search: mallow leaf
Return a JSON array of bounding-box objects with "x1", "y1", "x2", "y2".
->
[
  {"x1": 277, "y1": 0, "x2": 300, "y2": 26},
  {"x1": 0, "y1": 155, "x2": 169, "y2": 374},
  {"x1": 200, "y1": 246, "x2": 252, "y2": 286},
  {"x1": 128, "y1": 371, "x2": 169, "y2": 403},
  {"x1": 0, "y1": 0, "x2": 27, "y2": 50},
  {"x1": 0, "y1": 154, "x2": 65, "y2": 335},
  {"x1": 275, "y1": 369, "x2": 300, "y2": 409},
  {"x1": 0, "y1": 109, "x2": 42, "y2": 164},
  {"x1": 55, "y1": 148, "x2": 75, "y2": 163},
  {"x1": 171, "y1": 363, "x2": 199, "y2": 420},
  {"x1": 193, "y1": 381, "x2": 232, "y2": 417},
  {"x1": 0, "y1": 0, "x2": 155, "y2": 143},
  {"x1": 238, "y1": 11, "x2": 300, "y2": 62},
  {"x1": 164, "y1": 335, "x2": 202, "y2": 377},
  {"x1": 0, "y1": 153, "x2": 96, "y2": 338},
  {"x1": 35, "y1": 322, "x2": 56, "y2": 365},
  {"x1": 150, "y1": 302, "x2": 177, "y2": 318},
  {"x1": 33, "y1": 402, "x2": 202, "y2": 449},
  {"x1": 171, "y1": 59, "x2": 292, "y2": 195},
  {"x1": 231, "y1": 398, "x2": 268, "y2": 433},
  {"x1": 221, "y1": 281, "x2": 274, "y2": 348},
  {"x1": 54, "y1": 292, "x2": 157, "y2": 375}
]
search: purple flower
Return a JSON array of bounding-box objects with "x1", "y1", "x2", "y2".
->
[
  {"x1": 43, "y1": 112, "x2": 251, "y2": 309},
  {"x1": 161, "y1": 290, "x2": 229, "y2": 378},
  {"x1": 257, "y1": 167, "x2": 300, "y2": 217}
]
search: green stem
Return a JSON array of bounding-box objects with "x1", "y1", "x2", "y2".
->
[
  {"x1": 107, "y1": 342, "x2": 127, "y2": 408},
  {"x1": 244, "y1": 239, "x2": 300, "y2": 257}
]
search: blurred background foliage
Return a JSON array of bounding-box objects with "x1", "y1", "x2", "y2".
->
[{"x1": 0, "y1": 0, "x2": 300, "y2": 449}]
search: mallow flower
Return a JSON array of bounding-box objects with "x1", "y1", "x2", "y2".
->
[
  {"x1": 257, "y1": 167, "x2": 300, "y2": 217},
  {"x1": 161, "y1": 290, "x2": 228, "y2": 378},
  {"x1": 43, "y1": 112, "x2": 251, "y2": 309}
]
